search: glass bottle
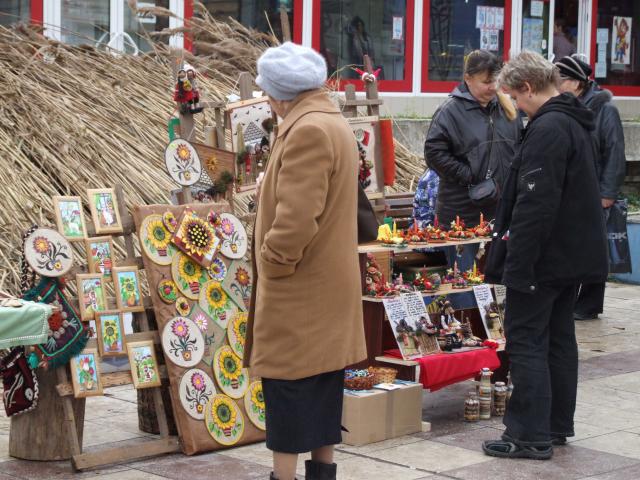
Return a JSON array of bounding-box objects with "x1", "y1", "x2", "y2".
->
[
  {"x1": 493, "y1": 381, "x2": 508, "y2": 416},
  {"x1": 464, "y1": 391, "x2": 480, "y2": 422}
]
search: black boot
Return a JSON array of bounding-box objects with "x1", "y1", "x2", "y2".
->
[
  {"x1": 270, "y1": 473, "x2": 298, "y2": 480},
  {"x1": 304, "y1": 460, "x2": 337, "y2": 480}
]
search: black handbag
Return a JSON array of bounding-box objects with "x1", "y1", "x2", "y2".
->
[
  {"x1": 357, "y1": 183, "x2": 379, "y2": 244},
  {"x1": 469, "y1": 177, "x2": 500, "y2": 207}
]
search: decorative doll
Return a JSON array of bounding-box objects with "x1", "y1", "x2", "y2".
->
[{"x1": 185, "y1": 64, "x2": 203, "y2": 114}]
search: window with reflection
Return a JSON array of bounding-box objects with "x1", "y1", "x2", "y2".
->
[
  {"x1": 319, "y1": 0, "x2": 408, "y2": 81},
  {"x1": 0, "y1": 0, "x2": 29, "y2": 27},
  {"x1": 61, "y1": 1, "x2": 110, "y2": 46},
  {"x1": 428, "y1": 0, "x2": 506, "y2": 82},
  {"x1": 124, "y1": 0, "x2": 170, "y2": 53},
  {"x1": 597, "y1": 0, "x2": 640, "y2": 87}
]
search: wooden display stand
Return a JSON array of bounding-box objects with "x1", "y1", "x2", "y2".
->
[{"x1": 8, "y1": 186, "x2": 181, "y2": 471}]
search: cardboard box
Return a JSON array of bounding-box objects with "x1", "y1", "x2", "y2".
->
[
  {"x1": 386, "y1": 382, "x2": 423, "y2": 438},
  {"x1": 341, "y1": 390, "x2": 387, "y2": 446},
  {"x1": 341, "y1": 382, "x2": 423, "y2": 446}
]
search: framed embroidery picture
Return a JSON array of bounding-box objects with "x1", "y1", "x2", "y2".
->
[
  {"x1": 70, "y1": 348, "x2": 103, "y2": 398},
  {"x1": 52, "y1": 196, "x2": 87, "y2": 241},
  {"x1": 112, "y1": 266, "x2": 144, "y2": 313},
  {"x1": 95, "y1": 311, "x2": 127, "y2": 357},
  {"x1": 346, "y1": 116, "x2": 384, "y2": 198},
  {"x1": 87, "y1": 188, "x2": 123, "y2": 234},
  {"x1": 85, "y1": 236, "x2": 115, "y2": 282},
  {"x1": 127, "y1": 340, "x2": 162, "y2": 389},
  {"x1": 76, "y1": 274, "x2": 108, "y2": 321}
]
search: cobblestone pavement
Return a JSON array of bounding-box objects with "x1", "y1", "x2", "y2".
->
[{"x1": 2, "y1": 282, "x2": 640, "y2": 479}]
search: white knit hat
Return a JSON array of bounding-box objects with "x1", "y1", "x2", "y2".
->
[{"x1": 256, "y1": 42, "x2": 327, "y2": 101}]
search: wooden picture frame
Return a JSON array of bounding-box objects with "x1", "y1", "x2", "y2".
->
[
  {"x1": 95, "y1": 310, "x2": 128, "y2": 357},
  {"x1": 85, "y1": 236, "x2": 116, "y2": 282},
  {"x1": 127, "y1": 340, "x2": 162, "y2": 389},
  {"x1": 346, "y1": 116, "x2": 384, "y2": 197},
  {"x1": 69, "y1": 348, "x2": 104, "y2": 398},
  {"x1": 112, "y1": 266, "x2": 144, "y2": 313},
  {"x1": 76, "y1": 274, "x2": 108, "y2": 321},
  {"x1": 87, "y1": 188, "x2": 123, "y2": 234},
  {"x1": 52, "y1": 196, "x2": 88, "y2": 242}
]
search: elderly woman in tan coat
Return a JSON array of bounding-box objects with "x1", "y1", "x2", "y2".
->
[{"x1": 243, "y1": 42, "x2": 367, "y2": 480}]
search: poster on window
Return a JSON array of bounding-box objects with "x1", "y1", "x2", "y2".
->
[
  {"x1": 612, "y1": 17, "x2": 632, "y2": 65},
  {"x1": 392, "y1": 16, "x2": 403, "y2": 40},
  {"x1": 480, "y1": 29, "x2": 490, "y2": 50},
  {"x1": 476, "y1": 7, "x2": 486, "y2": 29},
  {"x1": 522, "y1": 18, "x2": 544, "y2": 54}
]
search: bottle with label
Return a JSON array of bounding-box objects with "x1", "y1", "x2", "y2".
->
[{"x1": 478, "y1": 368, "x2": 493, "y2": 420}]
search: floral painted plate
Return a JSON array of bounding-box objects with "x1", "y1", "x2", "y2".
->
[
  {"x1": 162, "y1": 211, "x2": 178, "y2": 233},
  {"x1": 179, "y1": 368, "x2": 217, "y2": 420},
  {"x1": 217, "y1": 213, "x2": 248, "y2": 260},
  {"x1": 244, "y1": 381, "x2": 266, "y2": 431},
  {"x1": 188, "y1": 305, "x2": 226, "y2": 368},
  {"x1": 161, "y1": 316, "x2": 205, "y2": 368},
  {"x1": 213, "y1": 345, "x2": 249, "y2": 399},
  {"x1": 171, "y1": 252, "x2": 209, "y2": 300},
  {"x1": 140, "y1": 214, "x2": 177, "y2": 266},
  {"x1": 199, "y1": 280, "x2": 238, "y2": 330},
  {"x1": 157, "y1": 279, "x2": 178, "y2": 304},
  {"x1": 222, "y1": 260, "x2": 252, "y2": 312},
  {"x1": 175, "y1": 297, "x2": 191, "y2": 317},
  {"x1": 205, "y1": 394, "x2": 245, "y2": 446},
  {"x1": 208, "y1": 257, "x2": 228, "y2": 282},
  {"x1": 227, "y1": 312, "x2": 248, "y2": 358},
  {"x1": 164, "y1": 139, "x2": 202, "y2": 187},
  {"x1": 24, "y1": 228, "x2": 73, "y2": 277}
]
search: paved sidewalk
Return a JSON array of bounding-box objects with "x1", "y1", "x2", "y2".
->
[{"x1": 2, "y1": 282, "x2": 640, "y2": 479}]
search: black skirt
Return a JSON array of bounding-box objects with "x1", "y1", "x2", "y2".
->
[{"x1": 262, "y1": 369, "x2": 345, "y2": 453}]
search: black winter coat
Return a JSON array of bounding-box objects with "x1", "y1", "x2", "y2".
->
[
  {"x1": 489, "y1": 93, "x2": 608, "y2": 294},
  {"x1": 581, "y1": 84, "x2": 626, "y2": 199},
  {"x1": 425, "y1": 83, "x2": 522, "y2": 227}
]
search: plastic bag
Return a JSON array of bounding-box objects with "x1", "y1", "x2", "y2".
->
[{"x1": 606, "y1": 199, "x2": 632, "y2": 274}]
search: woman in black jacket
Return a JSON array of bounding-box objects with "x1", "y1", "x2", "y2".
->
[
  {"x1": 425, "y1": 50, "x2": 521, "y2": 229},
  {"x1": 556, "y1": 55, "x2": 627, "y2": 321},
  {"x1": 483, "y1": 51, "x2": 608, "y2": 460}
]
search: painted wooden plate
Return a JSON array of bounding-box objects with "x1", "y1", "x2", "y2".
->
[
  {"x1": 171, "y1": 252, "x2": 209, "y2": 300},
  {"x1": 161, "y1": 316, "x2": 205, "y2": 368},
  {"x1": 205, "y1": 394, "x2": 245, "y2": 446},
  {"x1": 164, "y1": 139, "x2": 202, "y2": 187},
  {"x1": 198, "y1": 280, "x2": 238, "y2": 330},
  {"x1": 162, "y1": 210, "x2": 178, "y2": 233},
  {"x1": 157, "y1": 279, "x2": 178, "y2": 304},
  {"x1": 24, "y1": 228, "x2": 73, "y2": 277},
  {"x1": 179, "y1": 368, "x2": 217, "y2": 420},
  {"x1": 175, "y1": 296, "x2": 192, "y2": 317},
  {"x1": 222, "y1": 260, "x2": 252, "y2": 312},
  {"x1": 140, "y1": 214, "x2": 177, "y2": 266},
  {"x1": 244, "y1": 381, "x2": 266, "y2": 431},
  {"x1": 227, "y1": 311, "x2": 248, "y2": 358},
  {"x1": 217, "y1": 213, "x2": 248, "y2": 259},
  {"x1": 188, "y1": 305, "x2": 226, "y2": 368},
  {"x1": 213, "y1": 345, "x2": 249, "y2": 399},
  {"x1": 208, "y1": 257, "x2": 228, "y2": 282}
]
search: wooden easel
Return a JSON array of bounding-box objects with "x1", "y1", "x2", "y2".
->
[
  {"x1": 341, "y1": 55, "x2": 383, "y2": 119},
  {"x1": 54, "y1": 185, "x2": 180, "y2": 471}
]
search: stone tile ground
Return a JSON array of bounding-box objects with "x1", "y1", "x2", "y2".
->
[{"x1": 2, "y1": 282, "x2": 640, "y2": 479}]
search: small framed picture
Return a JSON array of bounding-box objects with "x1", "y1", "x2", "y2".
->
[
  {"x1": 85, "y1": 236, "x2": 116, "y2": 282},
  {"x1": 95, "y1": 311, "x2": 128, "y2": 357},
  {"x1": 112, "y1": 266, "x2": 144, "y2": 313},
  {"x1": 70, "y1": 348, "x2": 103, "y2": 398},
  {"x1": 127, "y1": 340, "x2": 162, "y2": 389},
  {"x1": 52, "y1": 196, "x2": 88, "y2": 241},
  {"x1": 87, "y1": 188, "x2": 123, "y2": 234},
  {"x1": 76, "y1": 274, "x2": 108, "y2": 321}
]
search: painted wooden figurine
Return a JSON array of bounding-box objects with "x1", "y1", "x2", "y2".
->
[{"x1": 173, "y1": 64, "x2": 203, "y2": 114}]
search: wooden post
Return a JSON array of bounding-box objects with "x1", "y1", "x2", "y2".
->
[
  {"x1": 238, "y1": 72, "x2": 253, "y2": 100},
  {"x1": 280, "y1": 5, "x2": 292, "y2": 42}
]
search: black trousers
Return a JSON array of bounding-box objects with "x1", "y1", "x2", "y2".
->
[
  {"x1": 575, "y1": 282, "x2": 606, "y2": 316},
  {"x1": 503, "y1": 284, "x2": 578, "y2": 446}
]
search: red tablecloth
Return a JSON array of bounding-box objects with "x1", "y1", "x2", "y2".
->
[{"x1": 385, "y1": 347, "x2": 501, "y2": 392}]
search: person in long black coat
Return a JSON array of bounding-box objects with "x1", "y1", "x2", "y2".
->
[
  {"x1": 483, "y1": 51, "x2": 608, "y2": 460},
  {"x1": 556, "y1": 55, "x2": 627, "y2": 320}
]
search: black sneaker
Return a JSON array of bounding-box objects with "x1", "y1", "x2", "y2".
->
[
  {"x1": 574, "y1": 312, "x2": 599, "y2": 321},
  {"x1": 551, "y1": 436, "x2": 567, "y2": 446}
]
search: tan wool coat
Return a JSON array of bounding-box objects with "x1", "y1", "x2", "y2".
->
[{"x1": 243, "y1": 89, "x2": 367, "y2": 380}]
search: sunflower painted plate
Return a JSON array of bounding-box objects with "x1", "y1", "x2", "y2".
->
[
  {"x1": 199, "y1": 280, "x2": 238, "y2": 330},
  {"x1": 24, "y1": 228, "x2": 73, "y2": 277},
  {"x1": 171, "y1": 252, "x2": 209, "y2": 300},
  {"x1": 188, "y1": 305, "x2": 226, "y2": 368},
  {"x1": 157, "y1": 279, "x2": 178, "y2": 304},
  {"x1": 179, "y1": 368, "x2": 217, "y2": 420},
  {"x1": 244, "y1": 381, "x2": 266, "y2": 431},
  {"x1": 222, "y1": 260, "x2": 252, "y2": 312},
  {"x1": 217, "y1": 213, "x2": 248, "y2": 260},
  {"x1": 161, "y1": 316, "x2": 205, "y2": 368},
  {"x1": 205, "y1": 394, "x2": 245, "y2": 446},
  {"x1": 140, "y1": 214, "x2": 177, "y2": 266},
  {"x1": 213, "y1": 345, "x2": 249, "y2": 399},
  {"x1": 164, "y1": 139, "x2": 202, "y2": 187},
  {"x1": 208, "y1": 257, "x2": 228, "y2": 282},
  {"x1": 227, "y1": 312, "x2": 248, "y2": 358}
]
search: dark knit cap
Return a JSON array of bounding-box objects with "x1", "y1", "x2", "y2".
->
[{"x1": 556, "y1": 55, "x2": 592, "y2": 82}]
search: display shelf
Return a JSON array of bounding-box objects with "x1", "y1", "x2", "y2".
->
[
  {"x1": 374, "y1": 355, "x2": 419, "y2": 367},
  {"x1": 362, "y1": 285, "x2": 487, "y2": 302},
  {"x1": 358, "y1": 237, "x2": 491, "y2": 254}
]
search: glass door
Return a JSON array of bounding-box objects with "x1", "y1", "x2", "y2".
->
[{"x1": 519, "y1": 0, "x2": 555, "y2": 60}]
